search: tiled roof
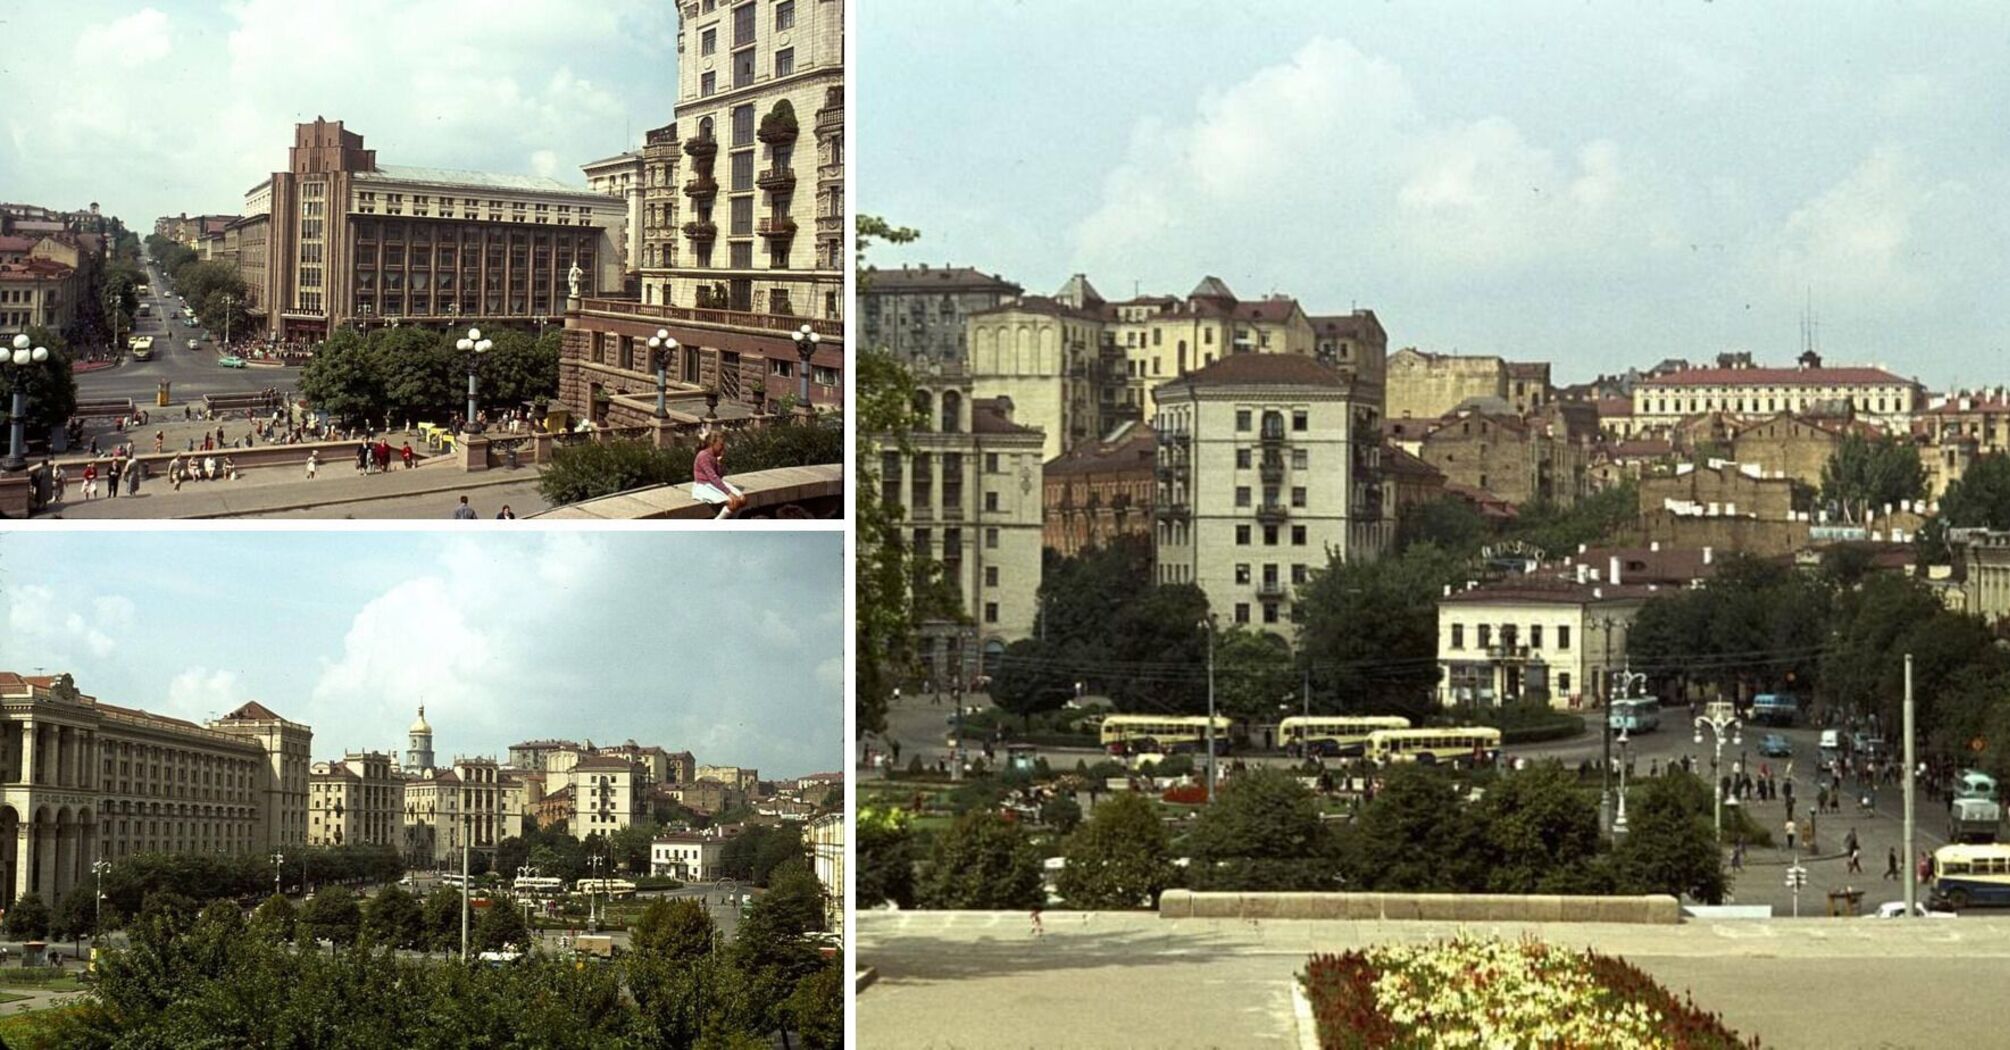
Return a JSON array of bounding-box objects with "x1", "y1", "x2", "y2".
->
[
  {"x1": 1309, "y1": 311, "x2": 1384, "y2": 341},
  {"x1": 358, "y1": 165, "x2": 612, "y2": 198},
  {"x1": 1232, "y1": 299, "x2": 1304, "y2": 324},
  {"x1": 1188, "y1": 276, "x2": 1236, "y2": 300},
  {"x1": 1167, "y1": 352, "x2": 1346, "y2": 389},
  {"x1": 219, "y1": 700, "x2": 285, "y2": 722},
  {"x1": 573, "y1": 755, "x2": 636, "y2": 771},
  {"x1": 971, "y1": 397, "x2": 1041, "y2": 436},
  {"x1": 1506, "y1": 361, "x2": 1550, "y2": 379},
  {"x1": 1638, "y1": 366, "x2": 1914, "y2": 388},
  {"x1": 1440, "y1": 576, "x2": 1658, "y2": 605},
  {"x1": 0, "y1": 235, "x2": 39, "y2": 253},
  {"x1": 1595, "y1": 396, "x2": 1633, "y2": 417},
  {"x1": 863, "y1": 265, "x2": 1022, "y2": 294},
  {"x1": 1381, "y1": 442, "x2": 1443, "y2": 479},
  {"x1": 1043, "y1": 426, "x2": 1156, "y2": 476}
]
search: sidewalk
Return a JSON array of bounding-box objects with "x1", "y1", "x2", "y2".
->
[{"x1": 43, "y1": 460, "x2": 544, "y2": 519}]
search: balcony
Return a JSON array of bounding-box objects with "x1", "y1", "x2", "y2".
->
[
  {"x1": 683, "y1": 137, "x2": 718, "y2": 160},
  {"x1": 757, "y1": 216, "x2": 798, "y2": 238},
  {"x1": 756, "y1": 167, "x2": 797, "y2": 192},
  {"x1": 1256, "y1": 503, "x2": 1289, "y2": 525},
  {"x1": 1259, "y1": 428, "x2": 1288, "y2": 449},
  {"x1": 1259, "y1": 458, "x2": 1284, "y2": 483},
  {"x1": 1157, "y1": 430, "x2": 1191, "y2": 447},
  {"x1": 683, "y1": 176, "x2": 718, "y2": 200},
  {"x1": 1257, "y1": 580, "x2": 1288, "y2": 600},
  {"x1": 682, "y1": 220, "x2": 717, "y2": 242},
  {"x1": 1153, "y1": 503, "x2": 1190, "y2": 523},
  {"x1": 1484, "y1": 644, "x2": 1536, "y2": 662}
]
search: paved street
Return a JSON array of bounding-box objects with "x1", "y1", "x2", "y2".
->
[
  {"x1": 44, "y1": 459, "x2": 549, "y2": 519},
  {"x1": 78, "y1": 263, "x2": 286, "y2": 408},
  {"x1": 858, "y1": 911, "x2": 2010, "y2": 1049}
]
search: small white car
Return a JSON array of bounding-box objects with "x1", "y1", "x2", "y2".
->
[{"x1": 1873, "y1": 901, "x2": 1956, "y2": 919}]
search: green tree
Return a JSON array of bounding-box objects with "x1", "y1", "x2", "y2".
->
[
  {"x1": 361, "y1": 884, "x2": 424, "y2": 949},
  {"x1": 987, "y1": 638, "x2": 1074, "y2": 729},
  {"x1": 1395, "y1": 494, "x2": 1491, "y2": 555},
  {"x1": 719, "y1": 824, "x2": 804, "y2": 886},
  {"x1": 298, "y1": 890, "x2": 363, "y2": 948},
  {"x1": 1473, "y1": 762, "x2": 1607, "y2": 894},
  {"x1": 481, "y1": 329, "x2": 562, "y2": 409},
  {"x1": 1112, "y1": 584, "x2": 1211, "y2": 714},
  {"x1": 1186, "y1": 768, "x2": 1339, "y2": 891},
  {"x1": 631, "y1": 897, "x2": 716, "y2": 962},
  {"x1": 249, "y1": 893, "x2": 298, "y2": 941},
  {"x1": 919, "y1": 811, "x2": 1044, "y2": 909},
  {"x1": 783, "y1": 963, "x2": 845, "y2": 1050},
  {"x1": 1506, "y1": 480, "x2": 1640, "y2": 556},
  {"x1": 422, "y1": 885, "x2": 467, "y2": 953},
  {"x1": 51, "y1": 885, "x2": 100, "y2": 941},
  {"x1": 1821, "y1": 431, "x2": 1926, "y2": 525},
  {"x1": 0, "y1": 325, "x2": 78, "y2": 444},
  {"x1": 1337, "y1": 767, "x2": 1481, "y2": 892},
  {"x1": 2, "y1": 892, "x2": 51, "y2": 940},
  {"x1": 1056, "y1": 791, "x2": 1175, "y2": 908},
  {"x1": 856, "y1": 808, "x2": 919, "y2": 910},
  {"x1": 1610, "y1": 772, "x2": 1725, "y2": 903},
  {"x1": 606, "y1": 820, "x2": 663, "y2": 875},
  {"x1": 299, "y1": 330, "x2": 386, "y2": 427},
  {"x1": 1297, "y1": 543, "x2": 1473, "y2": 721},
  {"x1": 1039, "y1": 793, "x2": 1083, "y2": 835},
  {"x1": 1214, "y1": 627, "x2": 1299, "y2": 722},
  {"x1": 472, "y1": 899, "x2": 530, "y2": 952}
]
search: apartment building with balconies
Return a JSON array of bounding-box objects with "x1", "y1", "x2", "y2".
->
[{"x1": 1151, "y1": 354, "x2": 1390, "y2": 638}]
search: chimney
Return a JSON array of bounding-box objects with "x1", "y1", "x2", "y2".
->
[
  {"x1": 1703, "y1": 546, "x2": 1714, "y2": 565},
  {"x1": 1609, "y1": 556, "x2": 1622, "y2": 586},
  {"x1": 1576, "y1": 564, "x2": 1588, "y2": 584}
]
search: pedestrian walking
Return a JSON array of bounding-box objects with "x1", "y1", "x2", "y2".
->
[
  {"x1": 306, "y1": 450, "x2": 319, "y2": 479},
  {"x1": 1785, "y1": 818, "x2": 1798, "y2": 852},
  {"x1": 1848, "y1": 845, "x2": 1863, "y2": 874},
  {"x1": 105, "y1": 458, "x2": 120, "y2": 499},
  {"x1": 81, "y1": 462, "x2": 97, "y2": 500},
  {"x1": 402, "y1": 442, "x2": 415, "y2": 468},
  {"x1": 127, "y1": 460, "x2": 140, "y2": 496},
  {"x1": 452, "y1": 495, "x2": 478, "y2": 520},
  {"x1": 1885, "y1": 847, "x2": 1900, "y2": 881},
  {"x1": 1030, "y1": 904, "x2": 1044, "y2": 938},
  {"x1": 495, "y1": 505, "x2": 516, "y2": 520}
]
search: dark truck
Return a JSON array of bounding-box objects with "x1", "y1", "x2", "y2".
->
[{"x1": 1750, "y1": 693, "x2": 1801, "y2": 726}]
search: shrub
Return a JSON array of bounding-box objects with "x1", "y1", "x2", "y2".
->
[
  {"x1": 1161, "y1": 784, "x2": 1208, "y2": 805},
  {"x1": 537, "y1": 417, "x2": 843, "y2": 505}
]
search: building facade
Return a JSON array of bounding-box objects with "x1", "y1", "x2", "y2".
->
[
  {"x1": 1385, "y1": 349, "x2": 1550, "y2": 421},
  {"x1": 1153, "y1": 354, "x2": 1389, "y2": 637},
  {"x1": 1436, "y1": 580, "x2": 1647, "y2": 710},
  {"x1": 0, "y1": 675, "x2": 312, "y2": 908},
  {"x1": 878, "y1": 363, "x2": 1048, "y2": 681},
  {"x1": 1042, "y1": 421, "x2": 1156, "y2": 556},
  {"x1": 581, "y1": 150, "x2": 645, "y2": 283},
  {"x1": 307, "y1": 751, "x2": 401, "y2": 848},
  {"x1": 1415, "y1": 409, "x2": 1591, "y2": 509},
  {"x1": 859, "y1": 264, "x2": 1022, "y2": 367},
  {"x1": 806, "y1": 809, "x2": 843, "y2": 929},
  {"x1": 401, "y1": 758, "x2": 504, "y2": 869},
  {"x1": 569, "y1": 755, "x2": 643, "y2": 841},
  {"x1": 244, "y1": 118, "x2": 623, "y2": 343},
  {"x1": 650, "y1": 829, "x2": 728, "y2": 880},
  {"x1": 1633, "y1": 360, "x2": 1921, "y2": 433}
]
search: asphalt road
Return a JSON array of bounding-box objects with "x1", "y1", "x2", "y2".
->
[{"x1": 80, "y1": 265, "x2": 285, "y2": 406}]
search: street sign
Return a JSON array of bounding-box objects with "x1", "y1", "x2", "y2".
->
[{"x1": 1971, "y1": 737, "x2": 1987, "y2": 754}]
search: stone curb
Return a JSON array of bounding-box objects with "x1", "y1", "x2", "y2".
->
[{"x1": 855, "y1": 966, "x2": 879, "y2": 993}]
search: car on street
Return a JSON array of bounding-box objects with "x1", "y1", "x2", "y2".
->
[
  {"x1": 218, "y1": 355, "x2": 246, "y2": 368},
  {"x1": 185, "y1": 339, "x2": 198, "y2": 350},
  {"x1": 1873, "y1": 901, "x2": 1956, "y2": 919},
  {"x1": 1759, "y1": 733, "x2": 1792, "y2": 757}
]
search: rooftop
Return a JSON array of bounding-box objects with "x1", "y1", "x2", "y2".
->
[
  {"x1": 864, "y1": 265, "x2": 1023, "y2": 294},
  {"x1": 1044, "y1": 424, "x2": 1157, "y2": 476},
  {"x1": 356, "y1": 164, "x2": 615, "y2": 199},
  {"x1": 1439, "y1": 576, "x2": 1659, "y2": 605},
  {"x1": 1166, "y1": 352, "x2": 1348, "y2": 390},
  {"x1": 1638, "y1": 365, "x2": 1914, "y2": 388}
]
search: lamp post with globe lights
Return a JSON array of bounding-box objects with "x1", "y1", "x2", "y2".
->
[
  {"x1": 455, "y1": 327, "x2": 493, "y2": 433},
  {"x1": 791, "y1": 323, "x2": 819, "y2": 412},
  {"x1": 3, "y1": 333, "x2": 51, "y2": 472},
  {"x1": 1693, "y1": 700, "x2": 1742, "y2": 842},
  {"x1": 647, "y1": 328, "x2": 679, "y2": 418}
]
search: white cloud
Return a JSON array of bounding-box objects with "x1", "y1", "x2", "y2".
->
[
  {"x1": 5, "y1": 583, "x2": 131, "y2": 663},
  {"x1": 530, "y1": 150, "x2": 559, "y2": 178},
  {"x1": 164, "y1": 668, "x2": 246, "y2": 721},
  {"x1": 1758, "y1": 145, "x2": 1954, "y2": 305},
  {"x1": 74, "y1": 8, "x2": 173, "y2": 68}
]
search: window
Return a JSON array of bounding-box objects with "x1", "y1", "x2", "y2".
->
[
  {"x1": 1293, "y1": 448, "x2": 1308, "y2": 469},
  {"x1": 775, "y1": 47, "x2": 794, "y2": 77},
  {"x1": 984, "y1": 491, "x2": 998, "y2": 512},
  {"x1": 732, "y1": 104, "x2": 756, "y2": 146},
  {"x1": 1263, "y1": 526, "x2": 1278, "y2": 546},
  {"x1": 1557, "y1": 625, "x2": 1571, "y2": 650},
  {"x1": 775, "y1": 0, "x2": 794, "y2": 30},
  {"x1": 1531, "y1": 625, "x2": 1544, "y2": 649},
  {"x1": 1478, "y1": 624, "x2": 1493, "y2": 649},
  {"x1": 701, "y1": 27, "x2": 717, "y2": 54},
  {"x1": 984, "y1": 602, "x2": 999, "y2": 624},
  {"x1": 1291, "y1": 525, "x2": 1306, "y2": 545},
  {"x1": 701, "y1": 71, "x2": 716, "y2": 97},
  {"x1": 984, "y1": 566, "x2": 999, "y2": 588},
  {"x1": 1235, "y1": 486, "x2": 1251, "y2": 508},
  {"x1": 984, "y1": 528, "x2": 999, "y2": 549},
  {"x1": 1236, "y1": 525, "x2": 1251, "y2": 546},
  {"x1": 1235, "y1": 448, "x2": 1251, "y2": 469},
  {"x1": 1263, "y1": 604, "x2": 1280, "y2": 624},
  {"x1": 1290, "y1": 486, "x2": 1306, "y2": 508},
  {"x1": 985, "y1": 453, "x2": 999, "y2": 473},
  {"x1": 1293, "y1": 409, "x2": 1308, "y2": 431},
  {"x1": 733, "y1": 48, "x2": 755, "y2": 88},
  {"x1": 1559, "y1": 672, "x2": 1572, "y2": 694},
  {"x1": 1234, "y1": 603, "x2": 1251, "y2": 624},
  {"x1": 1235, "y1": 564, "x2": 1250, "y2": 584},
  {"x1": 733, "y1": 1, "x2": 755, "y2": 45},
  {"x1": 1236, "y1": 409, "x2": 1252, "y2": 432}
]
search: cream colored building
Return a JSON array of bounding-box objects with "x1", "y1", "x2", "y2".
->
[
  {"x1": 1153, "y1": 354, "x2": 1389, "y2": 637},
  {"x1": 967, "y1": 290, "x2": 1108, "y2": 461},
  {"x1": 696, "y1": 764, "x2": 759, "y2": 793},
  {"x1": 569, "y1": 755, "x2": 643, "y2": 841},
  {"x1": 807, "y1": 809, "x2": 843, "y2": 929},
  {"x1": 641, "y1": 0, "x2": 844, "y2": 320},
  {"x1": 1385, "y1": 348, "x2": 1550, "y2": 421},
  {"x1": 401, "y1": 758, "x2": 504, "y2": 869},
  {"x1": 307, "y1": 751, "x2": 401, "y2": 848},
  {"x1": 1436, "y1": 578, "x2": 1648, "y2": 710},
  {"x1": 581, "y1": 151, "x2": 644, "y2": 280},
  {"x1": 1633, "y1": 361, "x2": 1920, "y2": 432},
  {"x1": 880, "y1": 361, "x2": 1048, "y2": 681},
  {"x1": 650, "y1": 829, "x2": 727, "y2": 880},
  {"x1": 0, "y1": 675, "x2": 311, "y2": 909}
]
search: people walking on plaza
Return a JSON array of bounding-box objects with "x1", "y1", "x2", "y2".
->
[
  {"x1": 153, "y1": 430, "x2": 164, "y2": 453},
  {"x1": 356, "y1": 442, "x2": 370, "y2": 474},
  {"x1": 306, "y1": 450, "x2": 319, "y2": 479},
  {"x1": 127, "y1": 460, "x2": 141, "y2": 496},
  {"x1": 1848, "y1": 844, "x2": 1864, "y2": 874},
  {"x1": 81, "y1": 462, "x2": 97, "y2": 500},
  {"x1": 691, "y1": 431, "x2": 746, "y2": 519},
  {"x1": 1885, "y1": 847, "x2": 1901, "y2": 881},
  {"x1": 495, "y1": 505, "x2": 516, "y2": 520},
  {"x1": 1785, "y1": 818, "x2": 1798, "y2": 852},
  {"x1": 452, "y1": 495, "x2": 477, "y2": 520},
  {"x1": 1030, "y1": 904, "x2": 1044, "y2": 938},
  {"x1": 105, "y1": 458, "x2": 121, "y2": 499},
  {"x1": 401, "y1": 442, "x2": 415, "y2": 468}
]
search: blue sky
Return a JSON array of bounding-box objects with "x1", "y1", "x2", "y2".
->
[
  {"x1": 862, "y1": 1, "x2": 2010, "y2": 389},
  {"x1": 0, "y1": 530, "x2": 844, "y2": 778},
  {"x1": 0, "y1": 1, "x2": 676, "y2": 229}
]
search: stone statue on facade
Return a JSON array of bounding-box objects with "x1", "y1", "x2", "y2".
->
[{"x1": 567, "y1": 262, "x2": 584, "y2": 299}]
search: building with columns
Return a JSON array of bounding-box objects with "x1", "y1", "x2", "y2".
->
[
  {"x1": 307, "y1": 751, "x2": 402, "y2": 848},
  {"x1": 401, "y1": 757, "x2": 505, "y2": 869},
  {"x1": 0, "y1": 674, "x2": 311, "y2": 909}
]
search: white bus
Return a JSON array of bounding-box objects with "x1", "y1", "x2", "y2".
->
[
  {"x1": 512, "y1": 875, "x2": 566, "y2": 896},
  {"x1": 129, "y1": 336, "x2": 154, "y2": 361},
  {"x1": 438, "y1": 873, "x2": 473, "y2": 888},
  {"x1": 572, "y1": 878, "x2": 637, "y2": 899},
  {"x1": 1366, "y1": 727, "x2": 1504, "y2": 767},
  {"x1": 1098, "y1": 714, "x2": 1232, "y2": 756},
  {"x1": 1931, "y1": 844, "x2": 2010, "y2": 909},
  {"x1": 1279, "y1": 715, "x2": 1411, "y2": 758},
  {"x1": 1608, "y1": 698, "x2": 1662, "y2": 733}
]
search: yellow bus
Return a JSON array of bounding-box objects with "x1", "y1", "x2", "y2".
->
[
  {"x1": 129, "y1": 336, "x2": 154, "y2": 361},
  {"x1": 1931, "y1": 844, "x2": 2010, "y2": 909},
  {"x1": 1365, "y1": 726, "x2": 1503, "y2": 767},
  {"x1": 1279, "y1": 715, "x2": 1411, "y2": 758},
  {"x1": 1098, "y1": 714, "x2": 1232, "y2": 756}
]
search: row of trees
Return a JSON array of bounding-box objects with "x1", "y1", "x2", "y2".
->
[
  {"x1": 867, "y1": 766, "x2": 1725, "y2": 912},
  {"x1": 47, "y1": 859, "x2": 841, "y2": 1048},
  {"x1": 298, "y1": 326, "x2": 561, "y2": 428},
  {"x1": 144, "y1": 233, "x2": 252, "y2": 339}
]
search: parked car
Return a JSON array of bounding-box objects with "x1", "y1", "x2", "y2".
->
[
  {"x1": 185, "y1": 339, "x2": 198, "y2": 351},
  {"x1": 1873, "y1": 901, "x2": 1956, "y2": 919},
  {"x1": 218, "y1": 355, "x2": 246, "y2": 368},
  {"x1": 1759, "y1": 733, "x2": 1792, "y2": 758}
]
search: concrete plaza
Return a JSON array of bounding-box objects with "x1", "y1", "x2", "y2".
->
[{"x1": 857, "y1": 910, "x2": 2010, "y2": 1049}]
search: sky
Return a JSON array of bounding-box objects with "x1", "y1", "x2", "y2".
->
[
  {"x1": 861, "y1": 1, "x2": 2010, "y2": 390},
  {"x1": 0, "y1": 1, "x2": 676, "y2": 227},
  {"x1": 0, "y1": 530, "x2": 844, "y2": 779}
]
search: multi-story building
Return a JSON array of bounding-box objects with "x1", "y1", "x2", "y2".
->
[
  {"x1": 0, "y1": 257, "x2": 78, "y2": 333},
  {"x1": 1042, "y1": 421, "x2": 1157, "y2": 556},
  {"x1": 1436, "y1": 578, "x2": 1649, "y2": 710},
  {"x1": 307, "y1": 751, "x2": 401, "y2": 848},
  {"x1": 1916, "y1": 388, "x2": 2010, "y2": 500},
  {"x1": 1729, "y1": 413, "x2": 1880, "y2": 490},
  {"x1": 0, "y1": 675, "x2": 312, "y2": 909},
  {"x1": 1632, "y1": 357, "x2": 1921, "y2": 433},
  {"x1": 401, "y1": 757, "x2": 504, "y2": 869},
  {"x1": 570, "y1": 755, "x2": 642, "y2": 841},
  {"x1": 806, "y1": 809, "x2": 843, "y2": 929},
  {"x1": 506, "y1": 739, "x2": 579, "y2": 772},
  {"x1": 1152, "y1": 354, "x2": 1389, "y2": 637},
  {"x1": 695, "y1": 764, "x2": 759, "y2": 793},
  {"x1": 241, "y1": 118, "x2": 623, "y2": 344},
  {"x1": 967, "y1": 290, "x2": 1112, "y2": 461},
  {"x1": 1414, "y1": 408, "x2": 1591, "y2": 508},
  {"x1": 1385, "y1": 349, "x2": 1550, "y2": 421},
  {"x1": 650, "y1": 827, "x2": 729, "y2": 880},
  {"x1": 859, "y1": 264, "x2": 1022, "y2": 367},
  {"x1": 534, "y1": 783, "x2": 574, "y2": 830},
  {"x1": 667, "y1": 779, "x2": 741, "y2": 816},
  {"x1": 581, "y1": 150, "x2": 645, "y2": 284},
  {"x1": 878, "y1": 362, "x2": 1048, "y2": 681}
]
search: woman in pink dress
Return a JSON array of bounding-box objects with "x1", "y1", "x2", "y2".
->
[{"x1": 691, "y1": 431, "x2": 746, "y2": 519}]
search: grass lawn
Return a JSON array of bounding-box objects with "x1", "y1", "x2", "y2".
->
[
  {"x1": 0, "y1": 976, "x2": 87, "y2": 993},
  {"x1": 0, "y1": 1003, "x2": 86, "y2": 1049},
  {"x1": 0, "y1": 992, "x2": 29, "y2": 1005}
]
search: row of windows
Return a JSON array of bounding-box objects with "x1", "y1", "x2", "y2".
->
[
  {"x1": 1644, "y1": 392, "x2": 1905, "y2": 415},
  {"x1": 1447, "y1": 622, "x2": 1574, "y2": 651},
  {"x1": 1231, "y1": 523, "x2": 1312, "y2": 546}
]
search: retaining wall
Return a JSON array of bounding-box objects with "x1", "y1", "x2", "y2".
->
[{"x1": 1158, "y1": 890, "x2": 1682, "y2": 924}]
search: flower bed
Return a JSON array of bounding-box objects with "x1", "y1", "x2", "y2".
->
[{"x1": 1301, "y1": 935, "x2": 1756, "y2": 1049}]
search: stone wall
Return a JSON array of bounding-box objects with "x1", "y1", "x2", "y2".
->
[
  {"x1": 1386, "y1": 351, "x2": 1506, "y2": 421},
  {"x1": 1158, "y1": 889, "x2": 1682, "y2": 924}
]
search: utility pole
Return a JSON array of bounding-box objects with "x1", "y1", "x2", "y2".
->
[
  {"x1": 1302, "y1": 666, "x2": 1311, "y2": 722},
  {"x1": 1202, "y1": 616, "x2": 1218, "y2": 801},
  {"x1": 1904, "y1": 652, "x2": 1917, "y2": 917},
  {"x1": 460, "y1": 815, "x2": 471, "y2": 961}
]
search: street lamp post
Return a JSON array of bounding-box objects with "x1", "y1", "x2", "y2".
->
[
  {"x1": 1199, "y1": 616, "x2": 1218, "y2": 800},
  {"x1": 272, "y1": 850, "x2": 284, "y2": 897},
  {"x1": 1693, "y1": 701, "x2": 1743, "y2": 842},
  {"x1": 3, "y1": 334, "x2": 51, "y2": 473},
  {"x1": 91, "y1": 858, "x2": 112, "y2": 945},
  {"x1": 460, "y1": 815, "x2": 472, "y2": 961},
  {"x1": 647, "y1": 328, "x2": 678, "y2": 418},
  {"x1": 791, "y1": 324, "x2": 819, "y2": 412},
  {"x1": 222, "y1": 293, "x2": 234, "y2": 351},
  {"x1": 1613, "y1": 726, "x2": 1632, "y2": 837},
  {"x1": 455, "y1": 327, "x2": 493, "y2": 434}
]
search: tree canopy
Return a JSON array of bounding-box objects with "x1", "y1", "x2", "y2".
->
[{"x1": 1821, "y1": 431, "x2": 1925, "y2": 525}]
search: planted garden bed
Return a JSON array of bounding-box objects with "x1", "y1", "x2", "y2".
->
[{"x1": 1300, "y1": 935, "x2": 1755, "y2": 1048}]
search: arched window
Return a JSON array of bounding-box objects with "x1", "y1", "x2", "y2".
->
[
  {"x1": 912, "y1": 390, "x2": 934, "y2": 432},
  {"x1": 941, "y1": 390, "x2": 962, "y2": 433}
]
